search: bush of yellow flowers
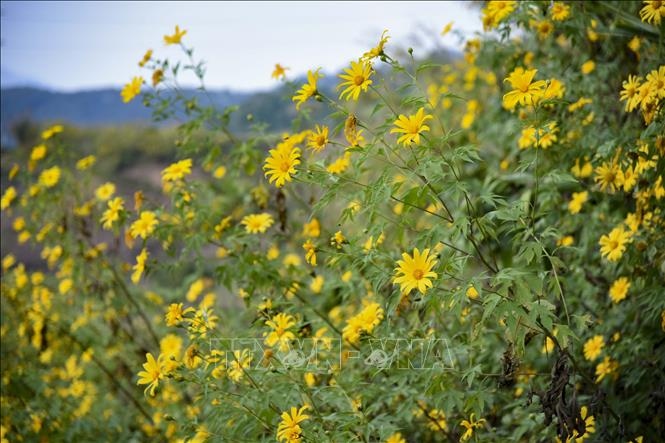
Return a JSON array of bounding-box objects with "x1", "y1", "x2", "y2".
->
[{"x1": 2, "y1": 2, "x2": 664, "y2": 441}]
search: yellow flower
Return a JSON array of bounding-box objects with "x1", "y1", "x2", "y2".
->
[
  {"x1": 362, "y1": 29, "x2": 389, "y2": 61},
  {"x1": 338, "y1": 59, "x2": 373, "y2": 101},
  {"x1": 129, "y1": 211, "x2": 158, "y2": 239},
  {"x1": 460, "y1": 413, "x2": 486, "y2": 441},
  {"x1": 344, "y1": 114, "x2": 365, "y2": 147},
  {"x1": 131, "y1": 248, "x2": 148, "y2": 284},
  {"x1": 581, "y1": 60, "x2": 595, "y2": 75},
  {"x1": 276, "y1": 405, "x2": 309, "y2": 443},
  {"x1": 310, "y1": 276, "x2": 324, "y2": 294},
  {"x1": 162, "y1": 158, "x2": 192, "y2": 183},
  {"x1": 583, "y1": 335, "x2": 604, "y2": 361},
  {"x1": 550, "y1": 2, "x2": 570, "y2": 21},
  {"x1": 138, "y1": 49, "x2": 152, "y2": 67},
  {"x1": 598, "y1": 226, "x2": 631, "y2": 261},
  {"x1": 41, "y1": 124, "x2": 63, "y2": 139},
  {"x1": 101, "y1": 197, "x2": 124, "y2": 230},
  {"x1": 386, "y1": 432, "x2": 406, "y2": 443},
  {"x1": 466, "y1": 285, "x2": 479, "y2": 299},
  {"x1": 95, "y1": 182, "x2": 116, "y2": 201},
  {"x1": 331, "y1": 230, "x2": 346, "y2": 248},
  {"x1": 640, "y1": 0, "x2": 665, "y2": 25},
  {"x1": 502, "y1": 67, "x2": 546, "y2": 110},
  {"x1": 186, "y1": 278, "x2": 206, "y2": 302},
  {"x1": 165, "y1": 303, "x2": 194, "y2": 327},
  {"x1": 557, "y1": 235, "x2": 574, "y2": 247},
  {"x1": 482, "y1": 1, "x2": 517, "y2": 30},
  {"x1": 571, "y1": 157, "x2": 593, "y2": 178},
  {"x1": 302, "y1": 218, "x2": 320, "y2": 237},
  {"x1": 609, "y1": 277, "x2": 630, "y2": 304},
  {"x1": 38, "y1": 166, "x2": 61, "y2": 188},
  {"x1": 307, "y1": 125, "x2": 329, "y2": 152},
  {"x1": 303, "y1": 239, "x2": 317, "y2": 266},
  {"x1": 390, "y1": 107, "x2": 433, "y2": 146},
  {"x1": 164, "y1": 25, "x2": 187, "y2": 45},
  {"x1": 152, "y1": 69, "x2": 164, "y2": 87},
  {"x1": 426, "y1": 409, "x2": 448, "y2": 432},
  {"x1": 595, "y1": 356, "x2": 618, "y2": 382},
  {"x1": 619, "y1": 75, "x2": 642, "y2": 112},
  {"x1": 393, "y1": 248, "x2": 438, "y2": 295},
  {"x1": 264, "y1": 313, "x2": 296, "y2": 352},
  {"x1": 441, "y1": 22, "x2": 454, "y2": 36},
  {"x1": 645, "y1": 65, "x2": 665, "y2": 100},
  {"x1": 30, "y1": 144, "x2": 47, "y2": 162},
  {"x1": 263, "y1": 143, "x2": 301, "y2": 187},
  {"x1": 568, "y1": 191, "x2": 588, "y2": 214},
  {"x1": 137, "y1": 353, "x2": 164, "y2": 396},
  {"x1": 241, "y1": 213, "x2": 274, "y2": 234},
  {"x1": 594, "y1": 161, "x2": 622, "y2": 193},
  {"x1": 342, "y1": 302, "x2": 384, "y2": 344},
  {"x1": 326, "y1": 152, "x2": 352, "y2": 174},
  {"x1": 121, "y1": 77, "x2": 143, "y2": 103},
  {"x1": 213, "y1": 165, "x2": 227, "y2": 179},
  {"x1": 272, "y1": 63, "x2": 289, "y2": 80},
  {"x1": 227, "y1": 349, "x2": 253, "y2": 382},
  {"x1": 292, "y1": 68, "x2": 321, "y2": 110},
  {"x1": 1, "y1": 186, "x2": 17, "y2": 210},
  {"x1": 76, "y1": 155, "x2": 96, "y2": 171}
]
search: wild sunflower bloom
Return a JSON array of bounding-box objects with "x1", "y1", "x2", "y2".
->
[
  {"x1": 38, "y1": 166, "x2": 61, "y2": 188},
  {"x1": 292, "y1": 68, "x2": 321, "y2": 110},
  {"x1": 599, "y1": 226, "x2": 631, "y2": 262},
  {"x1": 595, "y1": 356, "x2": 618, "y2": 382},
  {"x1": 583, "y1": 335, "x2": 604, "y2": 361},
  {"x1": 137, "y1": 353, "x2": 164, "y2": 396},
  {"x1": 303, "y1": 239, "x2": 317, "y2": 266},
  {"x1": 228, "y1": 349, "x2": 252, "y2": 382},
  {"x1": 460, "y1": 414, "x2": 487, "y2": 441},
  {"x1": 162, "y1": 158, "x2": 192, "y2": 183},
  {"x1": 550, "y1": 2, "x2": 570, "y2": 21},
  {"x1": 129, "y1": 211, "x2": 158, "y2": 239},
  {"x1": 393, "y1": 248, "x2": 438, "y2": 295},
  {"x1": 264, "y1": 312, "x2": 296, "y2": 352},
  {"x1": 165, "y1": 303, "x2": 194, "y2": 326},
  {"x1": 121, "y1": 77, "x2": 143, "y2": 103},
  {"x1": 386, "y1": 433, "x2": 406, "y2": 443},
  {"x1": 30, "y1": 144, "x2": 47, "y2": 162},
  {"x1": 272, "y1": 63, "x2": 289, "y2": 80},
  {"x1": 594, "y1": 161, "x2": 622, "y2": 193},
  {"x1": 276, "y1": 405, "x2": 309, "y2": 443},
  {"x1": 609, "y1": 277, "x2": 630, "y2": 304},
  {"x1": 1, "y1": 186, "x2": 17, "y2": 211},
  {"x1": 95, "y1": 182, "x2": 116, "y2": 201},
  {"x1": 640, "y1": 0, "x2": 665, "y2": 25},
  {"x1": 391, "y1": 107, "x2": 433, "y2": 146},
  {"x1": 342, "y1": 302, "x2": 384, "y2": 344},
  {"x1": 619, "y1": 75, "x2": 643, "y2": 112},
  {"x1": 645, "y1": 65, "x2": 665, "y2": 100},
  {"x1": 502, "y1": 67, "x2": 546, "y2": 110},
  {"x1": 568, "y1": 191, "x2": 588, "y2": 214},
  {"x1": 307, "y1": 125, "x2": 329, "y2": 152},
  {"x1": 302, "y1": 218, "x2": 320, "y2": 237},
  {"x1": 344, "y1": 114, "x2": 365, "y2": 147},
  {"x1": 482, "y1": 1, "x2": 517, "y2": 30},
  {"x1": 41, "y1": 124, "x2": 63, "y2": 140},
  {"x1": 164, "y1": 25, "x2": 187, "y2": 45},
  {"x1": 362, "y1": 29, "x2": 389, "y2": 61},
  {"x1": 138, "y1": 49, "x2": 152, "y2": 67},
  {"x1": 338, "y1": 59, "x2": 373, "y2": 101},
  {"x1": 263, "y1": 144, "x2": 301, "y2": 187},
  {"x1": 101, "y1": 197, "x2": 124, "y2": 230},
  {"x1": 241, "y1": 213, "x2": 274, "y2": 234},
  {"x1": 131, "y1": 248, "x2": 148, "y2": 284}
]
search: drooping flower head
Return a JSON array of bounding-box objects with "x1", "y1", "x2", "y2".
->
[{"x1": 292, "y1": 68, "x2": 322, "y2": 110}]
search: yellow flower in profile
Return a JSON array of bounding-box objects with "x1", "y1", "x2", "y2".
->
[
  {"x1": 326, "y1": 152, "x2": 352, "y2": 174},
  {"x1": 292, "y1": 68, "x2": 321, "y2": 110},
  {"x1": 264, "y1": 312, "x2": 296, "y2": 352},
  {"x1": 165, "y1": 303, "x2": 194, "y2": 326},
  {"x1": 164, "y1": 25, "x2": 187, "y2": 45},
  {"x1": 386, "y1": 432, "x2": 406, "y2": 443},
  {"x1": 137, "y1": 353, "x2": 164, "y2": 396},
  {"x1": 583, "y1": 335, "x2": 604, "y2": 361},
  {"x1": 330, "y1": 230, "x2": 346, "y2": 248},
  {"x1": 393, "y1": 248, "x2": 438, "y2": 295},
  {"x1": 441, "y1": 21, "x2": 454, "y2": 36},
  {"x1": 272, "y1": 63, "x2": 289, "y2": 80},
  {"x1": 263, "y1": 143, "x2": 301, "y2": 187},
  {"x1": 121, "y1": 77, "x2": 143, "y2": 103},
  {"x1": 100, "y1": 197, "x2": 124, "y2": 230},
  {"x1": 460, "y1": 413, "x2": 486, "y2": 441},
  {"x1": 344, "y1": 114, "x2": 365, "y2": 147},
  {"x1": 609, "y1": 277, "x2": 630, "y2": 304},
  {"x1": 581, "y1": 60, "x2": 596, "y2": 75},
  {"x1": 303, "y1": 239, "x2": 317, "y2": 266},
  {"x1": 550, "y1": 2, "x2": 570, "y2": 21},
  {"x1": 41, "y1": 124, "x2": 63, "y2": 140},
  {"x1": 227, "y1": 349, "x2": 253, "y2": 382},
  {"x1": 619, "y1": 75, "x2": 642, "y2": 112},
  {"x1": 138, "y1": 49, "x2": 152, "y2": 67},
  {"x1": 599, "y1": 226, "x2": 631, "y2": 262},
  {"x1": 568, "y1": 191, "x2": 588, "y2": 214},
  {"x1": 482, "y1": 1, "x2": 517, "y2": 30},
  {"x1": 162, "y1": 158, "x2": 192, "y2": 183},
  {"x1": 310, "y1": 275, "x2": 324, "y2": 294},
  {"x1": 342, "y1": 302, "x2": 384, "y2": 344},
  {"x1": 38, "y1": 166, "x2": 61, "y2": 188},
  {"x1": 1, "y1": 186, "x2": 17, "y2": 210},
  {"x1": 595, "y1": 356, "x2": 618, "y2": 382},
  {"x1": 362, "y1": 29, "x2": 389, "y2": 61},
  {"x1": 76, "y1": 155, "x2": 96, "y2": 171},
  {"x1": 502, "y1": 67, "x2": 546, "y2": 110},
  {"x1": 129, "y1": 211, "x2": 159, "y2": 239},
  {"x1": 241, "y1": 213, "x2": 274, "y2": 234},
  {"x1": 131, "y1": 248, "x2": 148, "y2": 284},
  {"x1": 95, "y1": 182, "x2": 116, "y2": 201},
  {"x1": 302, "y1": 218, "x2": 320, "y2": 237},
  {"x1": 307, "y1": 125, "x2": 329, "y2": 152},
  {"x1": 640, "y1": 0, "x2": 665, "y2": 25},
  {"x1": 338, "y1": 59, "x2": 373, "y2": 101},
  {"x1": 152, "y1": 69, "x2": 164, "y2": 87},
  {"x1": 426, "y1": 409, "x2": 448, "y2": 432},
  {"x1": 557, "y1": 235, "x2": 574, "y2": 247},
  {"x1": 391, "y1": 107, "x2": 433, "y2": 146},
  {"x1": 276, "y1": 405, "x2": 309, "y2": 443},
  {"x1": 571, "y1": 157, "x2": 593, "y2": 178},
  {"x1": 30, "y1": 144, "x2": 47, "y2": 162}
]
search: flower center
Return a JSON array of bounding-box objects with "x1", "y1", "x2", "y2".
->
[
  {"x1": 316, "y1": 135, "x2": 326, "y2": 146},
  {"x1": 280, "y1": 161, "x2": 291, "y2": 172},
  {"x1": 412, "y1": 269, "x2": 424, "y2": 280},
  {"x1": 353, "y1": 75, "x2": 365, "y2": 86},
  {"x1": 609, "y1": 240, "x2": 618, "y2": 250}
]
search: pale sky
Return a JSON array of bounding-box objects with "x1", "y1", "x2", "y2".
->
[{"x1": 1, "y1": 1, "x2": 483, "y2": 92}]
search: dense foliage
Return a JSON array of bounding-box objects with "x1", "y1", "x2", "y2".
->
[{"x1": 1, "y1": 1, "x2": 664, "y2": 442}]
